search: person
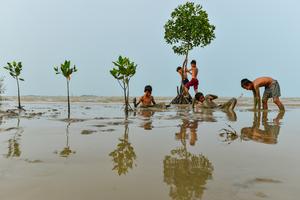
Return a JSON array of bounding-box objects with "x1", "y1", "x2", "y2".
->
[
  {"x1": 241, "y1": 77, "x2": 285, "y2": 111},
  {"x1": 193, "y1": 92, "x2": 237, "y2": 111},
  {"x1": 133, "y1": 85, "x2": 156, "y2": 108},
  {"x1": 176, "y1": 66, "x2": 189, "y2": 86},
  {"x1": 184, "y1": 60, "x2": 199, "y2": 95}
]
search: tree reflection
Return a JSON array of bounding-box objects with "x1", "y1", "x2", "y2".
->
[
  {"x1": 109, "y1": 124, "x2": 137, "y2": 175},
  {"x1": 6, "y1": 113, "x2": 23, "y2": 158},
  {"x1": 241, "y1": 111, "x2": 284, "y2": 144},
  {"x1": 55, "y1": 122, "x2": 76, "y2": 158},
  {"x1": 164, "y1": 119, "x2": 214, "y2": 200}
]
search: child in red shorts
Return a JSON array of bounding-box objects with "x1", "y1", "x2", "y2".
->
[{"x1": 184, "y1": 60, "x2": 199, "y2": 94}]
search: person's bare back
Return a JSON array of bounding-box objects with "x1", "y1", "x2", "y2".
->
[{"x1": 252, "y1": 77, "x2": 274, "y2": 89}]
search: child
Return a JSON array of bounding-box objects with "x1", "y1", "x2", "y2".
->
[
  {"x1": 184, "y1": 60, "x2": 199, "y2": 94},
  {"x1": 193, "y1": 92, "x2": 237, "y2": 111},
  {"x1": 133, "y1": 85, "x2": 156, "y2": 108},
  {"x1": 176, "y1": 66, "x2": 189, "y2": 86},
  {"x1": 241, "y1": 77, "x2": 284, "y2": 111}
]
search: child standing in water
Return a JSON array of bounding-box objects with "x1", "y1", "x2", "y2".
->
[
  {"x1": 241, "y1": 77, "x2": 285, "y2": 111},
  {"x1": 184, "y1": 60, "x2": 199, "y2": 95},
  {"x1": 134, "y1": 85, "x2": 156, "y2": 108}
]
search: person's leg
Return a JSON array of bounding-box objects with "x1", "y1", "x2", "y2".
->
[
  {"x1": 194, "y1": 84, "x2": 198, "y2": 93},
  {"x1": 220, "y1": 98, "x2": 237, "y2": 110},
  {"x1": 273, "y1": 97, "x2": 285, "y2": 111},
  {"x1": 272, "y1": 81, "x2": 284, "y2": 111},
  {"x1": 262, "y1": 98, "x2": 269, "y2": 110},
  {"x1": 194, "y1": 79, "x2": 199, "y2": 93},
  {"x1": 184, "y1": 80, "x2": 193, "y2": 97},
  {"x1": 183, "y1": 86, "x2": 189, "y2": 96}
]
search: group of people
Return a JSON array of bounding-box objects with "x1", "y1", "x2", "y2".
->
[{"x1": 133, "y1": 59, "x2": 285, "y2": 112}]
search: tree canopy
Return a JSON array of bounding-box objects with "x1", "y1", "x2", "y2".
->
[{"x1": 164, "y1": 2, "x2": 216, "y2": 56}]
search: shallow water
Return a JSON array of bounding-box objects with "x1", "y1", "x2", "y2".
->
[{"x1": 0, "y1": 100, "x2": 299, "y2": 200}]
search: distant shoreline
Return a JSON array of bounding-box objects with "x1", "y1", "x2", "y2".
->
[{"x1": 2, "y1": 96, "x2": 300, "y2": 107}]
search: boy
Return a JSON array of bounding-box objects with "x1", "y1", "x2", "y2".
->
[
  {"x1": 241, "y1": 77, "x2": 284, "y2": 111},
  {"x1": 184, "y1": 60, "x2": 199, "y2": 94},
  {"x1": 176, "y1": 66, "x2": 189, "y2": 86},
  {"x1": 193, "y1": 92, "x2": 237, "y2": 111},
  {"x1": 134, "y1": 85, "x2": 156, "y2": 108}
]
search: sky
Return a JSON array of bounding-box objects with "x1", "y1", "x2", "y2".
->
[{"x1": 0, "y1": 0, "x2": 299, "y2": 97}]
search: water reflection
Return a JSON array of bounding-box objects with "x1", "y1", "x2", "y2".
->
[
  {"x1": 164, "y1": 119, "x2": 214, "y2": 200},
  {"x1": 134, "y1": 110, "x2": 155, "y2": 130},
  {"x1": 241, "y1": 111, "x2": 284, "y2": 144},
  {"x1": 5, "y1": 113, "x2": 23, "y2": 158},
  {"x1": 175, "y1": 119, "x2": 199, "y2": 146},
  {"x1": 109, "y1": 124, "x2": 137, "y2": 175},
  {"x1": 193, "y1": 107, "x2": 237, "y2": 122},
  {"x1": 55, "y1": 122, "x2": 76, "y2": 158}
]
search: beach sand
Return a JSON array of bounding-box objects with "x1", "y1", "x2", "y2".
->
[{"x1": 0, "y1": 97, "x2": 299, "y2": 200}]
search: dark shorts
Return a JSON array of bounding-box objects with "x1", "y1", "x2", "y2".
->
[
  {"x1": 185, "y1": 78, "x2": 199, "y2": 90},
  {"x1": 263, "y1": 80, "x2": 281, "y2": 100},
  {"x1": 182, "y1": 79, "x2": 189, "y2": 85}
]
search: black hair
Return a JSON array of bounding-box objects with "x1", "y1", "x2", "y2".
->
[
  {"x1": 241, "y1": 78, "x2": 252, "y2": 87},
  {"x1": 144, "y1": 85, "x2": 152, "y2": 92},
  {"x1": 191, "y1": 60, "x2": 196, "y2": 65},
  {"x1": 176, "y1": 66, "x2": 182, "y2": 72},
  {"x1": 195, "y1": 92, "x2": 204, "y2": 101}
]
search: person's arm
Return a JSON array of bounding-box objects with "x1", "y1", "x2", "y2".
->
[
  {"x1": 206, "y1": 94, "x2": 218, "y2": 100},
  {"x1": 253, "y1": 88, "x2": 261, "y2": 110},
  {"x1": 151, "y1": 96, "x2": 156, "y2": 105},
  {"x1": 134, "y1": 97, "x2": 143, "y2": 108}
]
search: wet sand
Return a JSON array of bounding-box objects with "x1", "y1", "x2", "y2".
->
[{"x1": 0, "y1": 98, "x2": 299, "y2": 200}]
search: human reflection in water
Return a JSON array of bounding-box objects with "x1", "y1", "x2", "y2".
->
[
  {"x1": 55, "y1": 122, "x2": 76, "y2": 158},
  {"x1": 109, "y1": 124, "x2": 137, "y2": 176},
  {"x1": 193, "y1": 105, "x2": 237, "y2": 122},
  {"x1": 175, "y1": 119, "x2": 199, "y2": 146},
  {"x1": 164, "y1": 119, "x2": 214, "y2": 200},
  {"x1": 5, "y1": 112, "x2": 23, "y2": 158},
  {"x1": 241, "y1": 111, "x2": 285, "y2": 144},
  {"x1": 136, "y1": 110, "x2": 155, "y2": 130}
]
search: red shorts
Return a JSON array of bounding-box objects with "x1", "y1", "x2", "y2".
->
[{"x1": 185, "y1": 78, "x2": 199, "y2": 90}]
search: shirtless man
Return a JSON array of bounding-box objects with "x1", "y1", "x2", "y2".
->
[
  {"x1": 184, "y1": 60, "x2": 199, "y2": 94},
  {"x1": 134, "y1": 85, "x2": 156, "y2": 108},
  {"x1": 241, "y1": 77, "x2": 284, "y2": 111}
]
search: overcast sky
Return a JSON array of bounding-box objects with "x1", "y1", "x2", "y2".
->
[{"x1": 0, "y1": 0, "x2": 299, "y2": 97}]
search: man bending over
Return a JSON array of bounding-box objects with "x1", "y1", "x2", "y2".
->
[{"x1": 241, "y1": 77, "x2": 284, "y2": 111}]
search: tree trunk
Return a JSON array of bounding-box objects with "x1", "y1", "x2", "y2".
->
[
  {"x1": 16, "y1": 78, "x2": 21, "y2": 109},
  {"x1": 123, "y1": 83, "x2": 128, "y2": 116},
  {"x1": 171, "y1": 51, "x2": 192, "y2": 104},
  {"x1": 67, "y1": 80, "x2": 70, "y2": 119}
]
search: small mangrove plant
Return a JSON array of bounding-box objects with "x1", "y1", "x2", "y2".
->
[
  {"x1": 54, "y1": 60, "x2": 77, "y2": 119},
  {"x1": 110, "y1": 56, "x2": 137, "y2": 115},
  {"x1": 3, "y1": 61, "x2": 25, "y2": 109}
]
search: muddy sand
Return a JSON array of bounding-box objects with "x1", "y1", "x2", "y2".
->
[{"x1": 0, "y1": 97, "x2": 299, "y2": 200}]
